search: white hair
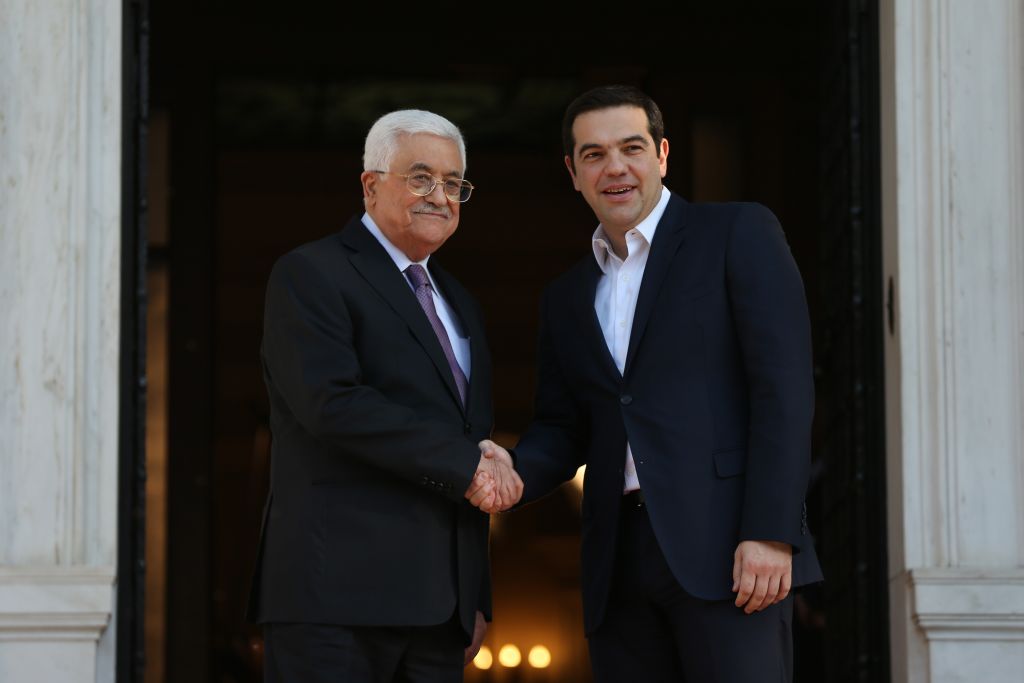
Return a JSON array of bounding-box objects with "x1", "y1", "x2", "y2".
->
[{"x1": 363, "y1": 109, "x2": 467, "y2": 174}]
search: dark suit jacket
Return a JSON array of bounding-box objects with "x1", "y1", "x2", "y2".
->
[
  {"x1": 515, "y1": 193, "x2": 823, "y2": 633},
  {"x1": 247, "y1": 216, "x2": 494, "y2": 641}
]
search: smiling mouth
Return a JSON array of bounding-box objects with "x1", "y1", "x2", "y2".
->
[{"x1": 602, "y1": 186, "x2": 634, "y2": 195}]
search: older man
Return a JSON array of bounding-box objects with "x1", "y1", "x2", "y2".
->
[{"x1": 248, "y1": 109, "x2": 521, "y2": 683}]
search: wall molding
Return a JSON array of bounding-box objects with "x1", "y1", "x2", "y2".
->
[
  {"x1": 910, "y1": 568, "x2": 1024, "y2": 642},
  {"x1": 0, "y1": 567, "x2": 115, "y2": 642}
]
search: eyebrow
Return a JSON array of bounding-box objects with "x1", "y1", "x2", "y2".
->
[
  {"x1": 619, "y1": 135, "x2": 649, "y2": 146},
  {"x1": 407, "y1": 161, "x2": 463, "y2": 178},
  {"x1": 577, "y1": 135, "x2": 649, "y2": 156}
]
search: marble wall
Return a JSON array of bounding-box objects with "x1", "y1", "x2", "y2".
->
[
  {"x1": 881, "y1": 0, "x2": 1024, "y2": 680},
  {"x1": 1, "y1": 0, "x2": 1023, "y2": 681},
  {"x1": 0, "y1": 1, "x2": 121, "y2": 680}
]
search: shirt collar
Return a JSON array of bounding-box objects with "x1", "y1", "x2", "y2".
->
[
  {"x1": 361, "y1": 211, "x2": 432, "y2": 282},
  {"x1": 591, "y1": 185, "x2": 671, "y2": 274}
]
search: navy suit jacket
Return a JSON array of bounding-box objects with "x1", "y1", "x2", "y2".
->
[
  {"x1": 515, "y1": 193, "x2": 823, "y2": 633},
  {"x1": 247, "y1": 217, "x2": 494, "y2": 641}
]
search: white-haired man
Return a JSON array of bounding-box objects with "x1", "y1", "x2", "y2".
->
[{"x1": 247, "y1": 109, "x2": 521, "y2": 683}]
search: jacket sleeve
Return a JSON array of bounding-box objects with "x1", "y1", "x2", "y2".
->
[
  {"x1": 261, "y1": 250, "x2": 480, "y2": 503},
  {"x1": 477, "y1": 560, "x2": 492, "y2": 621},
  {"x1": 514, "y1": 290, "x2": 589, "y2": 503},
  {"x1": 725, "y1": 204, "x2": 815, "y2": 552}
]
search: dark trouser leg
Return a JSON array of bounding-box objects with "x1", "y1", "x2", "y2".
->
[
  {"x1": 264, "y1": 622, "x2": 393, "y2": 683},
  {"x1": 393, "y1": 617, "x2": 465, "y2": 683},
  {"x1": 264, "y1": 618, "x2": 465, "y2": 683},
  {"x1": 588, "y1": 500, "x2": 793, "y2": 683}
]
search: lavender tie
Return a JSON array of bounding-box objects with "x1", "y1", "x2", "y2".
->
[{"x1": 404, "y1": 264, "x2": 468, "y2": 406}]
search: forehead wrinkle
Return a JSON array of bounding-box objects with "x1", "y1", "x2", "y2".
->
[{"x1": 405, "y1": 161, "x2": 464, "y2": 178}]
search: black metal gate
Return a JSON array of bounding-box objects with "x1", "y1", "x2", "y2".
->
[{"x1": 816, "y1": 1, "x2": 890, "y2": 681}]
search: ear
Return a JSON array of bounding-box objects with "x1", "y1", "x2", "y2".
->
[
  {"x1": 564, "y1": 155, "x2": 581, "y2": 191},
  {"x1": 360, "y1": 170, "x2": 378, "y2": 206},
  {"x1": 658, "y1": 137, "x2": 669, "y2": 178}
]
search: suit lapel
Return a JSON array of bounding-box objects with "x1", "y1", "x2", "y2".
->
[
  {"x1": 623, "y1": 194, "x2": 690, "y2": 376},
  {"x1": 576, "y1": 258, "x2": 623, "y2": 381},
  {"x1": 430, "y1": 262, "x2": 478, "y2": 412},
  {"x1": 342, "y1": 219, "x2": 466, "y2": 413}
]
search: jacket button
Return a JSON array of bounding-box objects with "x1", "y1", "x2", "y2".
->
[
  {"x1": 620, "y1": 395, "x2": 633, "y2": 405},
  {"x1": 464, "y1": 423, "x2": 472, "y2": 434}
]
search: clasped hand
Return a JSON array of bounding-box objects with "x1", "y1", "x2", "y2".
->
[{"x1": 463, "y1": 439, "x2": 522, "y2": 513}]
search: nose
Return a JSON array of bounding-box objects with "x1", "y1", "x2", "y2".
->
[
  {"x1": 426, "y1": 180, "x2": 449, "y2": 204},
  {"x1": 605, "y1": 151, "x2": 627, "y2": 175}
]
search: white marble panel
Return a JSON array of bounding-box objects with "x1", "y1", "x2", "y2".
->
[
  {"x1": 882, "y1": 0, "x2": 1024, "y2": 572},
  {"x1": 0, "y1": 641, "x2": 99, "y2": 683},
  {"x1": 1002, "y1": 0, "x2": 1024, "y2": 573},
  {"x1": 943, "y1": 0, "x2": 1024, "y2": 568},
  {"x1": 0, "y1": 0, "x2": 121, "y2": 567},
  {"x1": 882, "y1": 0, "x2": 955, "y2": 575},
  {"x1": 882, "y1": 0, "x2": 1024, "y2": 679},
  {"x1": 0, "y1": 1, "x2": 120, "y2": 680},
  {"x1": 0, "y1": 0, "x2": 71, "y2": 564},
  {"x1": 929, "y1": 641, "x2": 1024, "y2": 683}
]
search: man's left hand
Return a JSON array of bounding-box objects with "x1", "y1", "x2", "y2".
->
[
  {"x1": 464, "y1": 611, "x2": 487, "y2": 666},
  {"x1": 732, "y1": 540, "x2": 792, "y2": 614}
]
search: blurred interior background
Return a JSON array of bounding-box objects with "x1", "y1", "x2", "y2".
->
[{"x1": 143, "y1": 2, "x2": 888, "y2": 681}]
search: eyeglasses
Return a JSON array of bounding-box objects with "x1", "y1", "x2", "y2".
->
[{"x1": 371, "y1": 170, "x2": 474, "y2": 203}]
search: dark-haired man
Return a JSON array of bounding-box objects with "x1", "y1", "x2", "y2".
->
[{"x1": 477, "y1": 85, "x2": 822, "y2": 682}]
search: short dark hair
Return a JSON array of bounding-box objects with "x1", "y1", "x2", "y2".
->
[{"x1": 561, "y1": 85, "x2": 665, "y2": 168}]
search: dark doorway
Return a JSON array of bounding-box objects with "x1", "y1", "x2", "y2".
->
[{"x1": 139, "y1": 3, "x2": 888, "y2": 682}]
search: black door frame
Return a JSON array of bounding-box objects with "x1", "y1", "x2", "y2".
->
[
  {"x1": 118, "y1": 0, "x2": 150, "y2": 681},
  {"x1": 816, "y1": 1, "x2": 890, "y2": 681},
  {"x1": 120, "y1": 3, "x2": 892, "y2": 681}
]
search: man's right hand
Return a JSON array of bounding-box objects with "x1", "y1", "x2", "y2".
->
[{"x1": 464, "y1": 440, "x2": 522, "y2": 513}]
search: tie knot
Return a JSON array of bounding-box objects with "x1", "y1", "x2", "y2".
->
[{"x1": 405, "y1": 264, "x2": 431, "y2": 290}]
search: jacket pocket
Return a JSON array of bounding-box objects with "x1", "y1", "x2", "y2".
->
[{"x1": 713, "y1": 448, "x2": 746, "y2": 478}]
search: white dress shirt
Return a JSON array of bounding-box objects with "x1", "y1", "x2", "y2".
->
[
  {"x1": 361, "y1": 212, "x2": 471, "y2": 378},
  {"x1": 591, "y1": 186, "x2": 671, "y2": 492}
]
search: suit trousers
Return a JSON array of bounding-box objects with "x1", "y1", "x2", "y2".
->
[
  {"x1": 588, "y1": 498, "x2": 793, "y2": 683},
  {"x1": 263, "y1": 617, "x2": 465, "y2": 683}
]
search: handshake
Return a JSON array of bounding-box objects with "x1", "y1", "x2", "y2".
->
[{"x1": 463, "y1": 439, "x2": 522, "y2": 514}]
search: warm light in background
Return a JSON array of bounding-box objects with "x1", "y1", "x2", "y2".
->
[
  {"x1": 473, "y1": 646, "x2": 493, "y2": 670},
  {"x1": 572, "y1": 465, "x2": 586, "y2": 491},
  {"x1": 528, "y1": 645, "x2": 552, "y2": 668},
  {"x1": 498, "y1": 644, "x2": 522, "y2": 667}
]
